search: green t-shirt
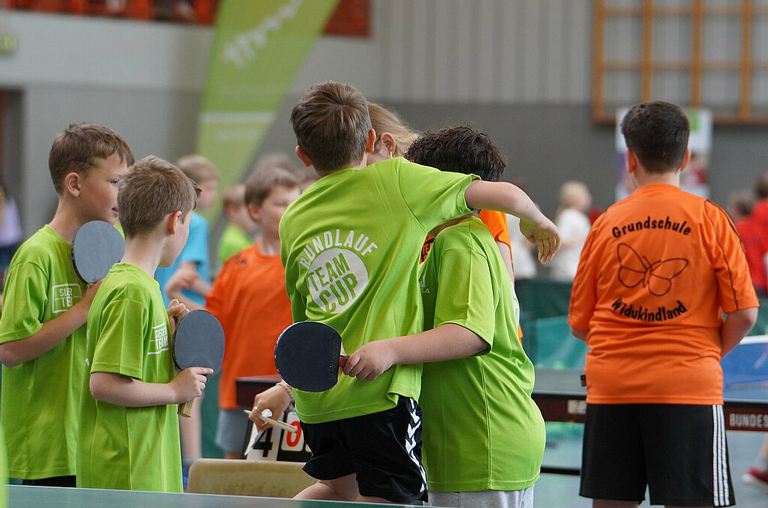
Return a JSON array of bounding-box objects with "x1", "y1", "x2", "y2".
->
[
  {"x1": 77, "y1": 263, "x2": 182, "y2": 492},
  {"x1": 217, "y1": 225, "x2": 252, "y2": 265},
  {"x1": 279, "y1": 158, "x2": 477, "y2": 424},
  {"x1": 0, "y1": 225, "x2": 87, "y2": 479},
  {"x1": 418, "y1": 217, "x2": 545, "y2": 492}
]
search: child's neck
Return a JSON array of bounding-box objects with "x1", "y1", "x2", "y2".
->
[
  {"x1": 122, "y1": 235, "x2": 165, "y2": 278},
  {"x1": 631, "y1": 167, "x2": 680, "y2": 189},
  {"x1": 259, "y1": 233, "x2": 281, "y2": 257},
  {"x1": 48, "y1": 200, "x2": 88, "y2": 243}
]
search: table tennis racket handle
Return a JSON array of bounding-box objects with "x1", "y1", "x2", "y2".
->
[
  {"x1": 339, "y1": 355, "x2": 349, "y2": 368},
  {"x1": 179, "y1": 399, "x2": 194, "y2": 418}
]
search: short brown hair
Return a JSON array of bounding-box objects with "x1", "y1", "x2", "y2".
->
[
  {"x1": 48, "y1": 123, "x2": 134, "y2": 194},
  {"x1": 245, "y1": 167, "x2": 299, "y2": 208},
  {"x1": 290, "y1": 81, "x2": 372, "y2": 173},
  {"x1": 118, "y1": 156, "x2": 200, "y2": 237},
  {"x1": 175, "y1": 154, "x2": 219, "y2": 184}
]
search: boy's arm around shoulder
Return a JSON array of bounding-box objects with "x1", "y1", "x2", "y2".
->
[
  {"x1": 464, "y1": 180, "x2": 560, "y2": 263},
  {"x1": 0, "y1": 280, "x2": 103, "y2": 368},
  {"x1": 343, "y1": 324, "x2": 488, "y2": 381},
  {"x1": 89, "y1": 367, "x2": 213, "y2": 407},
  {"x1": 721, "y1": 307, "x2": 758, "y2": 357}
]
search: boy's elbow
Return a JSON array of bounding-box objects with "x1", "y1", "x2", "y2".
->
[
  {"x1": 0, "y1": 344, "x2": 21, "y2": 368},
  {"x1": 89, "y1": 373, "x2": 111, "y2": 402}
]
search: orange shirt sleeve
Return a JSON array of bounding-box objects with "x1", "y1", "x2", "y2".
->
[{"x1": 478, "y1": 210, "x2": 511, "y2": 251}]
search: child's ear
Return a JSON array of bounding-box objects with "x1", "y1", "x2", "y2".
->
[
  {"x1": 379, "y1": 132, "x2": 397, "y2": 157},
  {"x1": 295, "y1": 146, "x2": 313, "y2": 168},
  {"x1": 364, "y1": 128, "x2": 376, "y2": 154},
  {"x1": 246, "y1": 202, "x2": 261, "y2": 223},
  {"x1": 625, "y1": 148, "x2": 638, "y2": 174},
  {"x1": 678, "y1": 148, "x2": 691, "y2": 172},
  {"x1": 63, "y1": 172, "x2": 82, "y2": 197},
  {"x1": 167, "y1": 211, "x2": 183, "y2": 234}
]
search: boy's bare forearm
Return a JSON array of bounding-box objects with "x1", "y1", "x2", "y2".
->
[
  {"x1": 89, "y1": 371, "x2": 179, "y2": 407},
  {"x1": 464, "y1": 181, "x2": 546, "y2": 225},
  {"x1": 721, "y1": 307, "x2": 758, "y2": 357},
  {"x1": 343, "y1": 324, "x2": 488, "y2": 381},
  {"x1": 0, "y1": 301, "x2": 89, "y2": 367}
]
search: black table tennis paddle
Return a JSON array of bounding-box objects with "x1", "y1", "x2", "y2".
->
[
  {"x1": 71, "y1": 220, "x2": 125, "y2": 284},
  {"x1": 172, "y1": 309, "x2": 225, "y2": 417},
  {"x1": 274, "y1": 321, "x2": 347, "y2": 392}
]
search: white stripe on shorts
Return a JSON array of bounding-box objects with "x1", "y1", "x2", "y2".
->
[
  {"x1": 711, "y1": 405, "x2": 731, "y2": 506},
  {"x1": 405, "y1": 398, "x2": 428, "y2": 494}
]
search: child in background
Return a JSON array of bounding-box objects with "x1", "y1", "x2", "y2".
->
[
  {"x1": 167, "y1": 167, "x2": 300, "y2": 459},
  {"x1": 0, "y1": 124, "x2": 133, "y2": 486},
  {"x1": 569, "y1": 101, "x2": 758, "y2": 507},
  {"x1": 77, "y1": 156, "x2": 212, "y2": 492},
  {"x1": 217, "y1": 184, "x2": 255, "y2": 268},
  {"x1": 249, "y1": 81, "x2": 558, "y2": 504},
  {"x1": 728, "y1": 190, "x2": 768, "y2": 296},
  {"x1": 344, "y1": 125, "x2": 546, "y2": 508},
  {"x1": 549, "y1": 181, "x2": 592, "y2": 281},
  {"x1": 155, "y1": 154, "x2": 218, "y2": 474}
]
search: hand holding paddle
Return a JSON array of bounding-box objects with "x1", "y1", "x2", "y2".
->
[
  {"x1": 342, "y1": 340, "x2": 397, "y2": 381},
  {"x1": 274, "y1": 321, "x2": 347, "y2": 392},
  {"x1": 72, "y1": 220, "x2": 125, "y2": 283},
  {"x1": 170, "y1": 366, "x2": 213, "y2": 403},
  {"x1": 172, "y1": 310, "x2": 225, "y2": 417},
  {"x1": 248, "y1": 383, "x2": 294, "y2": 433}
]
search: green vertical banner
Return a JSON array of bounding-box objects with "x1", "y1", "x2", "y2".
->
[{"x1": 196, "y1": 0, "x2": 340, "y2": 221}]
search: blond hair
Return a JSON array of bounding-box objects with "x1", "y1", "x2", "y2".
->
[
  {"x1": 118, "y1": 156, "x2": 200, "y2": 237},
  {"x1": 222, "y1": 184, "x2": 246, "y2": 210},
  {"x1": 368, "y1": 102, "x2": 420, "y2": 156},
  {"x1": 557, "y1": 181, "x2": 591, "y2": 218},
  {"x1": 175, "y1": 154, "x2": 219, "y2": 184},
  {"x1": 48, "y1": 123, "x2": 134, "y2": 194}
]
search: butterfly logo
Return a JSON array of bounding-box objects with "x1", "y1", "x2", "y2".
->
[{"x1": 617, "y1": 243, "x2": 688, "y2": 296}]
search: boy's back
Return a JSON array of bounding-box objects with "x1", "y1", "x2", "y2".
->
[
  {"x1": 78, "y1": 263, "x2": 182, "y2": 492},
  {"x1": 280, "y1": 157, "x2": 476, "y2": 423},
  {"x1": 570, "y1": 184, "x2": 756, "y2": 404},
  {"x1": 0, "y1": 227, "x2": 88, "y2": 479},
  {"x1": 419, "y1": 216, "x2": 544, "y2": 492}
]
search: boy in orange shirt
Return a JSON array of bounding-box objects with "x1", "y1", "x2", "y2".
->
[
  {"x1": 167, "y1": 167, "x2": 300, "y2": 458},
  {"x1": 569, "y1": 101, "x2": 758, "y2": 508}
]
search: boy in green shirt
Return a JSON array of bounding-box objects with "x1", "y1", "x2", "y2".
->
[
  {"x1": 248, "y1": 82, "x2": 558, "y2": 504},
  {"x1": 77, "y1": 156, "x2": 213, "y2": 492},
  {"x1": 346, "y1": 126, "x2": 546, "y2": 508},
  {"x1": 0, "y1": 124, "x2": 133, "y2": 486}
]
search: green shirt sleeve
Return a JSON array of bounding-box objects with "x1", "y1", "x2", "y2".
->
[
  {"x1": 396, "y1": 160, "x2": 478, "y2": 231},
  {"x1": 0, "y1": 261, "x2": 48, "y2": 344},
  {"x1": 431, "y1": 230, "x2": 496, "y2": 349},
  {"x1": 91, "y1": 297, "x2": 148, "y2": 380}
]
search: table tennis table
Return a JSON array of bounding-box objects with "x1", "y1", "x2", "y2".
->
[{"x1": 7, "y1": 485, "x2": 417, "y2": 508}]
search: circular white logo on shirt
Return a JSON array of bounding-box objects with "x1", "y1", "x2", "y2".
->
[{"x1": 307, "y1": 248, "x2": 368, "y2": 314}]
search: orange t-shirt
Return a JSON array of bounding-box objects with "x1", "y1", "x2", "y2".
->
[
  {"x1": 569, "y1": 184, "x2": 759, "y2": 405},
  {"x1": 206, "y1": 244, "x2": 293, "y2": 409},
  {"x1": 478, "y1": 209, "x2": 512, "y2": 252}
]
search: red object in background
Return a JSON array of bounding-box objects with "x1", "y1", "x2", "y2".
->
[
  {"x1": 587, "y1": 207, "x2": 603, "y2": 224},
  {"x1": 323, "y1": 0, "x2": 370, "y2": 38}
]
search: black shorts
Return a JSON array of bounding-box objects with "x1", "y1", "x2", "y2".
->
[
  {"x1": 301, "y1": 396, "x2": 427, "y2": 504},
  {"x1": 580, "y1": 403, "x2": 734, "y2": 507}
]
